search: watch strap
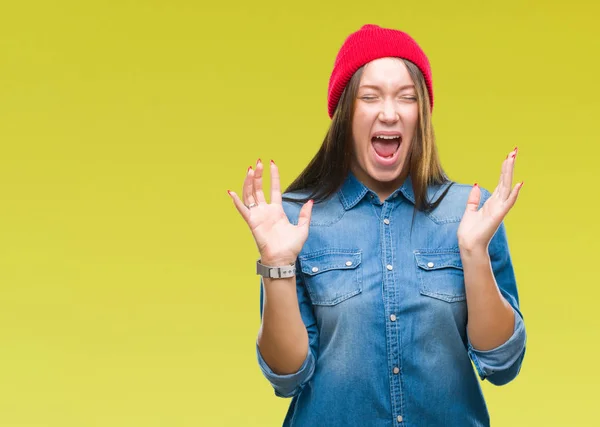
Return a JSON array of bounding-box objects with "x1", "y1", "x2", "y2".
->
[{"x1": 256, "y1": 259, "x2": 296, "y2": 279}]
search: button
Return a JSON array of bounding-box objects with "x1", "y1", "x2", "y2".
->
[
  {"x1": 390, "y1": 314, "x2": 397, "y2": 322},
  {"x1": 427, "y1": 262, "x2": 434, "y2": 268},
  {"x1": 369, "y1": 194, "x2": 374, "y2": 198},
  {"x1": 312, "y1": 267, "x2": 319, "y2": 273},
  {"x1": 386, "y1": 264, "x2": 393, "y2": 271},
  {"x1": 393, "y1": 367, "x2": 400, "y2": 374},
  {"x1": 397, "y1": 415, "x2": 403, "y2": 422},
  {"x1": 383, "y1": 218, "x2": 390, "y2": 225},
  {"x1": 345, "y1": 261, "x2": 353, "y2": 266}
]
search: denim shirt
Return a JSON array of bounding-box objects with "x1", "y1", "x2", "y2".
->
[{"x1": 256, "y1": 171, "x2": 527, "y2": 427}]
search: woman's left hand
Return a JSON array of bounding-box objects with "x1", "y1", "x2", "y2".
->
[{"x1": 457, "y1": 147, "x2": 524, "y2": 251}]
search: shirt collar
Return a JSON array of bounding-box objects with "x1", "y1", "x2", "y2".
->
[{"x1": 338, "y1": 170, "x2": 416, "y2": 210}]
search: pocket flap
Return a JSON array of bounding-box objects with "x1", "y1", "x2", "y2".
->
[
  {"x1": 300, "y1": 250, "x2": 362, "y2": 276},
  {"x1": 414, "y1": 251, "x2": 463, "y2": 271}
]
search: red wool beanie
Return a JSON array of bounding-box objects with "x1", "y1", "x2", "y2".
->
[{"x1": 327, "y1": 24, "x2": 434, "y2": 119}]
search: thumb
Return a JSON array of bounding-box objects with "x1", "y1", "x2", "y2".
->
[
  {"x1": 297, "y1": 199, "x2": 314, "y2": 228},
  {"x1": 465, "y1": 183, "x2": 481, "y2": 213}
]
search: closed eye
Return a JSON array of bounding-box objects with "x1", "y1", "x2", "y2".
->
[{"x1": 361, "y1": 96, "x2": 416, "y2": 101}]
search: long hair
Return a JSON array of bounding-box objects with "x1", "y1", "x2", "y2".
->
[{"x1": 282, "y1": 58, "x2": 453, "y2": 215}]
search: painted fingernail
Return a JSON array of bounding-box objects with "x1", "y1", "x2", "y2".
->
[
  {"x1": 227, "y1": 190, "x2": 232, "y2": 195},
  {"x1": 257, "y1": 158, "x2": 261, "y2": 164},
  {"x1": 474, "y1": 182, "x2": 478, "y2": 187},
  {"x1": 520, "y1": 181, "x2": 524, "y2": 188},
  {"x1": 514, "y1": 146, "x2": 518, "y2": 151},
  {"x1": 511, "y1": 153, "x2": 516, "y2": 158},
  {"x1": 248, "y1": 166, "x2": 252, "y2": 171},
  {"x1": 271, "y1": 159, "x2": 275, "y2": 165}
]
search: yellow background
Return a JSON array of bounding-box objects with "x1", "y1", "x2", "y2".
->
[{"x1": 0, "y1": 0, "x2": 598, "y2": 425}]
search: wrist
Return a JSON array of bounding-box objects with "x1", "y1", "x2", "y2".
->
[
  {"x1": 458, "y1": 242, "x2": 488, "y2": 258},
  {"x1": 259, "y1": 256, "x2": 297, "y2": 266},
  {"x1": 257, "y1": 257, "x2": 297, "y2": 280}
]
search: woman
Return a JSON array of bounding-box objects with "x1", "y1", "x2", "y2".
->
[{"x1": 228, "y1": 24, "x2": 526, "y2": 427}]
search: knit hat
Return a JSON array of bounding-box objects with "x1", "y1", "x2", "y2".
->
[{"x1": 327, "y1": 24, "x2": 434, "y2": 119}]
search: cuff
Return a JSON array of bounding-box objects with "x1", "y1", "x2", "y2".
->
[
  {"x1": 256, "y1": 342, "x2": 316, "y2": 398},
  {"x1": 468, "y1": 309, "x2": 526, "y2": 380}
]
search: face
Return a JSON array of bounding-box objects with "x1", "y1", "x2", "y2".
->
[{"x1": 351, "y1": 57, "x2": 419, "y2": 198}]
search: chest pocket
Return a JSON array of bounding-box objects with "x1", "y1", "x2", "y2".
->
[
  {"x1": 414, "y1": 250, "x2": 466, "y2": 302},
  {"x1": 299, "y1": 249, "x2": 362, "y2": 306}
]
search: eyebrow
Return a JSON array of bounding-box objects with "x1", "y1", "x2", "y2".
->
[{"x1": 359, "y1": 84, "x2": 415, "y2": 90}]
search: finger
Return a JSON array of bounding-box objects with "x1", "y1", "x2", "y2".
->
[
  {"x1": 493, "y1": 158, "x2": 506, "y2": 199},
  {"x1": 505, "y1": 181, "x2": 524, "y2": 211},
  {"x1": 297, "y1": 199, "x2": 314, "y2": 228},
  {"x1": 243, "y1": 167, "x2": 256, "y2": 207},
  {"x1": 465, "y1": 183, "x2": 481, "y2": 213},
  {"x1": 254, "y1": 158, "x2": 267, "y2": 204},
  {"x1": 504, "y1": 146, "x2": 517, "y2": 198},
  {"x1": 496, "y1": 153, "x2": 509, "y2": 198},
  {"x1": 498, "y1": 147, "x2": 517, "y2": 200},
  {"x1": 227, "y1": 190, "x2": 251, "y2": 223},
  {"x1": 270, "y1": 160, "x2": 282, "y2": 205}
]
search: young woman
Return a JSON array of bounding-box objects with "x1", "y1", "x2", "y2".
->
[{"x1": 228, "y1": 24, "x2": 526, "y2": 427}]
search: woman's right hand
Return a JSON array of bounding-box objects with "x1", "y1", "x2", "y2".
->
[{"x1": 228, "y1": 159, "x2": 313, "y2": 266}]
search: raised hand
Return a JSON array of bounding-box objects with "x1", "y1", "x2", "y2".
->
[
  {"x1": 457, "y1": 147, "x2": 524, "y2": 251},
  {"x1": 227, "y1": 159, "x2": 314, "y2": 265}
]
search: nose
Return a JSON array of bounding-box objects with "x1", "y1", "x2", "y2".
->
[{"x1": 378, "y1": 98, "x2": 399, "y2": 123}]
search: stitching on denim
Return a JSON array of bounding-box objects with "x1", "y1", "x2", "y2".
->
[
  {"x1": 300, "y1": 249, "x2": 363, "y2": 306},
  {"x1": 423, "y1": 183, "x2": 482, "y2": 225},
  {"x1": 299, "y1": 248, "x2": 362, "y2": 260},
  {"x1": 413, "y1": 250, "x2": 466, "y2": 303},
  {"x1": 311, "y1": 288, "x2": 362, "y2": 306}
]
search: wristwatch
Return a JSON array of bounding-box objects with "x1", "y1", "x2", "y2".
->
[{"x1": 256, "y1": 258, "x2": 296, "y2": 279}]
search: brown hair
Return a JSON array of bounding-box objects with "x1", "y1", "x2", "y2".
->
[{"x1": 282, "y1": 58, "x2": 453, "y2": 216}]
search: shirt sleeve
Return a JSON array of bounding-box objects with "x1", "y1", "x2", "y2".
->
[
  {"x1": 466, "y1": 188, "x2": 527, "y2": 386},
  {"x1": 467, "y1": 306, "x2": 527, "y2": 385},
  {"x1": 256, "y1": 262, "x2": 319, "y2": 398}
]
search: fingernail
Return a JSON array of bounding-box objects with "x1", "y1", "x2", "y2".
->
[
  {"x1": 520, "y1": 181, "x2": 524, "y2": 188},
  {"x1": 257, "y1": 158, "x2": 261, "y2": 164},
  {"x1": 248, "y1": 166, "x2": 252, "y2": 171},
  {"x1": 474, "y1": 182, "x2": 478, "y2": 187},
  {"x1": 227, "y1": 190, "x2": 232, "y2": 195},
  {"x1": 309, "y1": 199, "x2": 314, "y2": 204},
  {"x1": 271, "y1": 159, "x2": 275, "y2": 165},
  {"x1": 511, "y1": 153, "x2": 516, "y2": 158}
]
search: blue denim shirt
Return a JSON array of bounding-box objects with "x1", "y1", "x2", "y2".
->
[{"x1": 256, "y1": 171, "x2": 527, "y2": 427}]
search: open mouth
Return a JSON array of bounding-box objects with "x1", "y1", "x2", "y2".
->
[{"x1": 371, "y1": 135, "x2": 401, "y2": 159}]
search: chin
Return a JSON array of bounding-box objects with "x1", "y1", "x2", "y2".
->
[
  {"x1": 352, "y1": 157, "x2": 406, "y2": 189},
  {"x1": 368, "y1": 163, "x2": 405, "y2": 182}
]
